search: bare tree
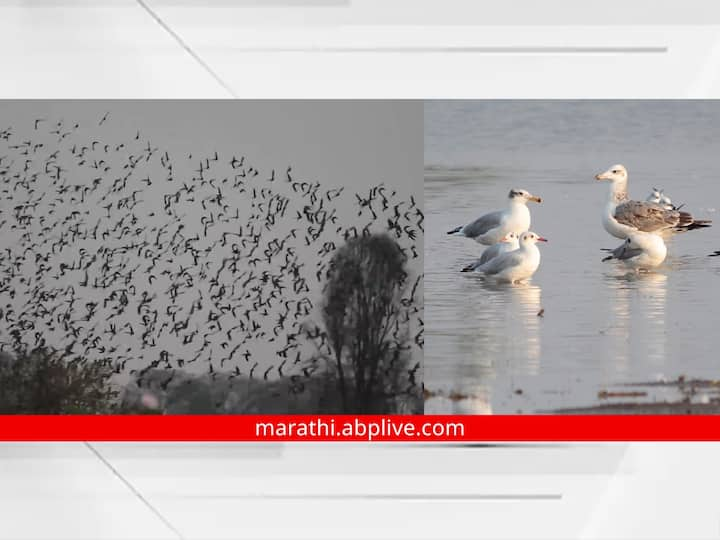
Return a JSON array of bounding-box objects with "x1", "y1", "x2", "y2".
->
[{"x1": 320, "y1": 233, "x2": 421, "y2": 413}]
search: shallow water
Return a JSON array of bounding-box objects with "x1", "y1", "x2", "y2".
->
[{"x1": 424, "y1": 101, "x2": 720, "y2": 414}]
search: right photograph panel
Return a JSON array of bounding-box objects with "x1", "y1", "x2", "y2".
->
[{"x1": 424, "y1": 100, "x2": 719, "y2": 414}]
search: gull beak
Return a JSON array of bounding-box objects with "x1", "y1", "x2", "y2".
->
[
  {"x1": 595, "y1": 171, "x2": 610, "y2": 181},
  {"x1": 537, "y1": 237, "x2": 548, "y2": 242},
  {"x1": 529, "y1": 195, "x2": 542, "y2": 203}
]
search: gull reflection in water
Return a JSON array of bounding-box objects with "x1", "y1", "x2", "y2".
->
[
  {"x1": 632, "y1": 272, "x2": 668, "y2": 368},
  {"x1": 424, "y1": 395, "x2": 493, "y2": 415},
  {"x1": 461, "y1": 396, "x2": 493, "y2": 415},
  {"x1": 477, "y1": 280, "x2": 543, "y2": 377},
  {"x1": 603, "y1": 271, "x2": 668, "y2": 376},
  {"x1": 442, "y1": 274, "x2": 543, "y2": 414}
]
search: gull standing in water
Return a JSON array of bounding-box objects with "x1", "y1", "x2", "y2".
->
[
  {"x1": 461, "y1": 232, "x2": 519, "y2": 272},
  {"x1": 470, "y1": 231, "x2": 547, "y2": 283},
  {"x1": 602, "y1": 231, "x2": 667, "y2": 271},
  {"x1": 595, "y1": 164, "x2": 711, "y2": 239},
  {"x1": 447, "y1": 189, "x2": 542, "y2": 245}
]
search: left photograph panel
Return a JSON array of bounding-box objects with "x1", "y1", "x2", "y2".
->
[{"x1": 0, "y1": 100, "x2": 423, "y2": 415}]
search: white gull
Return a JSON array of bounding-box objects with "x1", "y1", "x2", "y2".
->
[
  {"x1": 646, "y1": 188, "x2": 680, "y2": 211},
  {"x1": 602, "y1": 231, "x2": 667, "y2": 270},
  {"x1": 447, "y1": 189, "x2": 542, "y2": 245},
  {"x1": 470, "y1": 231, "x2": 547, "y2": 283},
  {"x1": 461, "y1": 232, "x2": 519, "y2": 272}
]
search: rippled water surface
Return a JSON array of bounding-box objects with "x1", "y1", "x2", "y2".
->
[{"x1": 425, "y1": 101, "x2": 720, "y2": 414}]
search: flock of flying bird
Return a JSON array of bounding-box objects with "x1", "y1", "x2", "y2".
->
[
  {"x1": 448, "y1": 163, "x2": 713, "y2": 283},
  {"x1": 0, "y1": 114, "x2": 423, "y2": 392}
]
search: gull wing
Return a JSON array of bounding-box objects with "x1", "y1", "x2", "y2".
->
[
  {"x1": 462, "y1": 210, "x2": 504, "y2": 237},
  {"x1": 479, "y1": 250, "x2": 524, "y2": 275},
  {"x1": 613, "y1": 200, "x2": 679, "y2": 232},
  {"x1": 478, "y1": 243, "x2": 503, "y2": 265},
  {"x1": 603, "y1": 242, "x2": 644, "y2": 261}
]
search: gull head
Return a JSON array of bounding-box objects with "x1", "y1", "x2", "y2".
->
[
  {"x1": 500, "y1": 232, "x2": 519, "y2": 243},
  {"x1": 647, "y1": 188, "x2": 663, "y2": 203},
  {"x1": 595, "y1": 164, "x2": 627, "y2": 184},
  {"x1": 520, "y1": 231, "x2": 548, "y2": 245},
  {"x1": 508, "y1": 188, "x2": 542, "y2": 204}
]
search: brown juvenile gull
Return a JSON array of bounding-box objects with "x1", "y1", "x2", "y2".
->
[{"x1": 595, "y1": 164, "x2": 711, "y2": 239}]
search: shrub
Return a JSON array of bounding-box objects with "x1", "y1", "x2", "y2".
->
[{"x1": 0, "y1": 347, "x2": 118, "y2": 414}]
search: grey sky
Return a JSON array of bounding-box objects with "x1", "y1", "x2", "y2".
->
[
  {"x1": 0, "y1": 100, "x2": 421, "y2": 197},
  {"x1": 0, "y1": 100, "x2": 423, "y2": 385}
]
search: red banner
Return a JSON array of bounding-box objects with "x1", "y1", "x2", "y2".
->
[{"x1": 1, "y1": 415, "x2": 720, "y2": 441}]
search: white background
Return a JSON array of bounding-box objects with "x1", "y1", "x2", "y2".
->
[{"x1": 2, "y1": 1, "x2": 720, "y2": 538}]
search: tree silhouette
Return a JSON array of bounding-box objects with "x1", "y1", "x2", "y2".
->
[{"x1": 321, "y1": 233, "x2": 421, "y2": 413}]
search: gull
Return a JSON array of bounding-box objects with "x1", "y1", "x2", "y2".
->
[
  {"x1": 470, "y1": 231, "x2": 547, "y2": 283},
  {"x1": 646, "y1": 188, "x2": 681, "y2": 211},
  {"x1": 602, "y1": 231, "x2": 667, "y2": 270},
  {"x1": 461, "y1": 232, "x2": 519, "y2": 272},
  {"x1": 595, "y1": 164, "x2": 711, "y2": 239},
  {"x1": 447, "y1": 189, "x2": 542, "y2": 245}
]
